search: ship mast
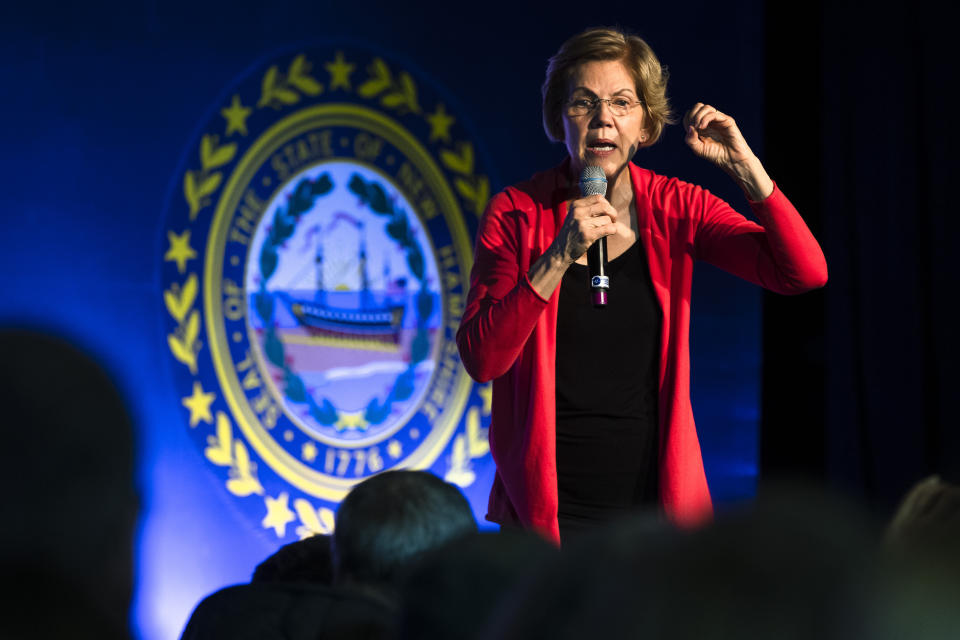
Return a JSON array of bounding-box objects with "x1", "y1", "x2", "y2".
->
[
  {"x1": 383, "y1": 254, "x2": 390, "y2": 299},
  {"x1": 315, "y1": 233, "x2": 325, "y2": 302},
  {"x1": 359, "y1": 221, "x2": 370, "y2": 306}
]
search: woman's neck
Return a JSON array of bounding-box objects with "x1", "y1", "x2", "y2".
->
[{"x1": 606, "y1": 165, "x2": 634, "y2": 211}]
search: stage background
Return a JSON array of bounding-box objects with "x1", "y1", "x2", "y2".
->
[
  {"x1": 3, "y1": 2, "x2": 775, "y2": 638},
  {"x1": 760, "y1": 1, "x2": 960, "y2": 511}
]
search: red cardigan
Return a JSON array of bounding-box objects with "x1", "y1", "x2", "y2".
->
[{"x1": 456, "y1": 161, "x2": 827, "y2": 544}]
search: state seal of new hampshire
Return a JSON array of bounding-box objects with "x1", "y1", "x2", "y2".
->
[{"x1": 160, "y1": 44, "x2": 495, "y2": 540}]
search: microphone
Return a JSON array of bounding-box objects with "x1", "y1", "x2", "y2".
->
[{"x1": 579, "y1": 165, "x2": 608, "y2": 307}]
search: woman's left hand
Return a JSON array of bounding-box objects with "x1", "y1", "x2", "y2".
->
[
  {"x1": 683, "y1": 103, "x2": 755, "y2": 171},
  {"x1": 683, "y1": 102, "x2": 773, "y2": 201}
]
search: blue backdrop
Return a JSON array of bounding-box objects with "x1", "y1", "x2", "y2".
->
[{"x1": 2, "y1": 2, "x2": 764, "y2": 638}]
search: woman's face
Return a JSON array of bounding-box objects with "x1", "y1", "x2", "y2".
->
[{"x1": 562, "y1": 59, "x2": 646, "y2": 181}]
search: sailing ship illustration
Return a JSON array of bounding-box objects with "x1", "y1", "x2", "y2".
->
[{"x1": 286, "y1": 212, "x2": 407, "y2": 351}]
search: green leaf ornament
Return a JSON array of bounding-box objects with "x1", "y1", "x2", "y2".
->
[
  {"x1": 284, "y1": 371, "x2": 308, "y2": 403},
  {"x1": 348, "y1": 174, "x2": 367, "y2": 201},
  {"x1": 272, "y1": 208, "x2": 295, "y2": 242},
  {"x1": 265, "y1": 329, "x2": 285, "y2": 367},
  {"x1": 255, "y1": 290, "x2": 275, "y2": 324},
  {"x1": 367, "y1": 182, "x2": 390, "y2": 214},
  {"x1": 416, "y1": 289, "x2": 434, "y2": 323},
  {"x1": 407, "y1": 245, "x2": 425, "y2": 280},
  {"x1": 364, "y1": 398, "x2": 391, "y2": 424},
  {"x1": 260, "y1": 244, "x2": 279, "y2": 281},
  {"x1": 386, "y1": 217, "x2": 407, "y2": 244},
  {"x1": 410, "y1": 331, "x2": 429, "y2": 363},
  {"x1": 392, "y1": 368, "x2": 415, "y2": 400},
  {"x1": 310, "y1": 398, "x2": 338, "y2": 425},
  {"x1": 260, "y1": 243, "x2": 279, "y2": 280},
  {"x1": 313, "y1": 174, "x2": 333, "y2": 195}
]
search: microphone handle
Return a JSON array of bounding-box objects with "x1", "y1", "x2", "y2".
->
[{"x1": 587, "y1": 236, "x2": 608, "y2": 307}]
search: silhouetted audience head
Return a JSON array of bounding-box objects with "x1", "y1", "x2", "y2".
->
[
  {"x1": 332, "y1": 470, "x2": 476, "y2": 589},
  {"x1": 180, "y1": 581, "x2": 397, "y2": 640},
  {"x1": 0, "y1": 328, "x2": 137, "y2": 639},
  {"x1": 877, "y1": 475, "x2": 960, "y2": 640},
  {"x1": 886, "y1": 475, "x2": 960, "y2": 550},
  {"x1": 183, "y1": 471, "x2": 474, "y2": 638},
  {"x1": 486, "y1": 484, "x2": 879, "y2": 640},
  {"x1": 252, "y1": 534, "x2": 333, "y2": 585},
  {"x1": 398, "y1": 529, "x2": 558, "y2": 639}
]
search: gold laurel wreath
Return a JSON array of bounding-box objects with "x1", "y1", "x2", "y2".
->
[
  {"x1": 205, "y1": 412, "x2": 265, "y2": 497},
  {"x1": 183, "y1": 134, "x2": 237, "y2": 220},
  {"x1": 358, "y1": 58, "x2": 421, "y2": 114},
  {"x1": 164, "y1": 273, "x2": 200, "y2": 374},
  {"x1": 293, "y1": 498, "x2": 336, "y2": 539},
  {"x1": 163, "y1": 262, "x2": 336, "y2": 541},
  {"x1": 443, "y1": 402, "x2": 491, "y2": 487},
  {"x1": 257, "y1": 54, "x2": 323, "y2": 109},
  {"x1": 440, "y1": 141, "x2": 490, "y2": 217},
  {"x1": 166, "y1": 51, "x2": 499, "y2": 541}
]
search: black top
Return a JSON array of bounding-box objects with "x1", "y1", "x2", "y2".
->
[{"x1": 555, "y1": 240, "x2": 661, "y2": 534}]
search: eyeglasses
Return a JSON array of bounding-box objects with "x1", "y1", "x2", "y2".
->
[{"x1": 566, "y1": 97, "x2": 643, "y2": 117}]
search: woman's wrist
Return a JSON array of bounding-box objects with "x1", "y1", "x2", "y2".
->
[
  {"x1": 527, "y1": 244, "x2": 570, "y2": 299},
  {"x1": 726, "y1": 154, "x2": 774, "y2": 202}
]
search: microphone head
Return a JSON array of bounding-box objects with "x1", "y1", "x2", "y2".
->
[{"x1": 579, "y1": 165, "x2": 608, "y2": 197}]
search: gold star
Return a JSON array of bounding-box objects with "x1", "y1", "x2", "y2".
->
[
  {"x1": 182, "y1": 381, "x2": 215, "y2": 427},
  {"x1": 387, "y1": 439, "x2": 402, "y2": 459},
  {"x1": 164, "y1": 230, "x2": 197, "y2": 274},
  {"x1": 478, "y1": 382, "x2": 493, "y2": 416},
  {"x1": 221, "y1": 94, "x2": 252, "y2": 136},
  {"x1": 301, "y1": 441, "x2": 318, "y2": 463},
  {"x1": 334, "y1": 410, "x2": 369, "y2": 432},
  {"x1": 262, "y1": 492, "x2": 296, "y2": 538},
  {"x1": 325, "y1": 52, "x2": 355, "y2": 91},
  {"x1": 426, "y1": 103, "x2": 455, "y2": 143}
]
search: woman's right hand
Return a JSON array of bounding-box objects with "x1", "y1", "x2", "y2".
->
[
  {"x1": 527, "y1": 194, "x2": 618, "y2": 300},
  {"x1": 552, "y1": 194, "x2": 619, "y2": 265}
]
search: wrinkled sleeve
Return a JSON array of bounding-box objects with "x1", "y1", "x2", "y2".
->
[
  {"x1": 691, "y1": 182, "x2": 827, "y2": 294},
  {"x1": 456, "y1": 190, "x2": 550, "y2": 382}
]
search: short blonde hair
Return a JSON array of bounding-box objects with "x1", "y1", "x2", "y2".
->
[{"x1": 542, "y1": 27, "x2": 675, "y2": 146}]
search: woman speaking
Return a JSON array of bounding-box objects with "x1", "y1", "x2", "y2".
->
[{"x1": 456, "y1": 27, "x2": 827, "y2": 545}]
